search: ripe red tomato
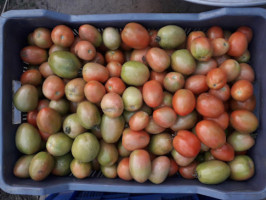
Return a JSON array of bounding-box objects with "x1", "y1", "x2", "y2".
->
[
  {"x1": 172, "y1": 89, "x2": 196, "y2": 116},
  {"x1": 42, "y1": 75, "x2": 65, "y2": 100},
  {"x1": 51, "y1": 25, "x2": 74, "y2": 47},
  {"x1": 228, "y1": 32, "x2": 248, "y2": 57},
  {"x1": 142, "y1": 80, "x2": 163, "y2": 108},
  {"x1": 105, "y1": 77, "x2": 126, "y2": 95},
  {"x1": 207, "y1": 26, "x2": 224, "y2": 40},
  {"x1": 84, "y1": 80, "x2": 106, "y2": 103},
  {"x1": 121, "y1": 22, "x2": 150, "y2": 49},
  {"x1": 237, "y1": 26, "x2": 253, "y2": 43},
  {"x1": 184, "y1": 75, "x2": 209, "y2": 95},
  {"x1": 173, "y1": 130, "x2": 201, "y2": 158},
  {"x1": 153, "y1": 107, "x2": 177, "y2": 128},
  {"x1": 195, "y1": 120, "x2": 226, "y2": 149},
  {"x1": 230, "y1": 95, "x2": 256, "y2": 112},
  {"x1": 27, "y1": 110, "x2": 38, "y2": 127},
  {"x1": 196, "y1": 93, "x2": 224, "y2": 118},
  {"x1": 106, "y1": 61, "x2": 122, "y2": 78},
  {"x1": 179, "y1": 161, "x2": 198, "y2": 179},
  {"x1": 209, "y1": 84, "x2": 230, "y2": 102},
  {"x1": 231, "y1": 80, "x2": 253, "y2": 102},
  {"x1": 204, "y1": 112, "x2": 229, "y2": 130},
  {"x1": 150, "y1": 71, "x2": 167, "y2": 86},
  {"x1": 211, "y1": 143, "x2": 235, "y2": 162},
  {"x1": 186, "y1": 31, "x2": 206, "y2": 51},
  {"x1": 206, "y1": 68, "x2": 227, "y2": 89},
  {"x1": 105, "y1": 50, "x2": 125, "y2": 64}
]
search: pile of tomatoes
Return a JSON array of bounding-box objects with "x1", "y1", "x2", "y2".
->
[{"x1": 13, "y1": 22, "x2": 257, "y2": 185}]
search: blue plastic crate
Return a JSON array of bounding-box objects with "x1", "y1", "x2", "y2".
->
[{"x1": 0, "y1": 7, "x2": 266, "y2": 200}]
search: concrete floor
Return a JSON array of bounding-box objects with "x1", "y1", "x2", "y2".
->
[{"x1": 0, "y1": 0, "x2": 266, "y2": 199}]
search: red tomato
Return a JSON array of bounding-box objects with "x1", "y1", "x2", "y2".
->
[
  {"x1": 37, "y1": 99, "x2": 50, "y2": 111},
  {"x1": 142, "y1": 80, "x2": 163, "y2": 108},
  {"x1": 129, "y1": 111, "x2": 149, "y2": 131},
  {"x1": 207, "y1": 26, "x2": 224, "y2": 40},
  {"x1": 39, "y1": 62, "x2": 54, "y2": 78},
  {"x1": 20, "y1": 69, "x2": 42, "y2": 86},
  {"x1": 121, "y1": 22, "x2": 149, "y2": 49},
  {"x1": 237, "y1": 26, "x2": 253, "y2": 43},
  {"x1": 74, "y1": 40, "x2": 96, "y2": 61},
  {"x1": 130, "y1": 47, "x2": 150, "y2": 65},
  {"x1": 91, "y1": 52, "x2": 105, "y2": 65},
  {"x1": 42, "y1": 75, "x2": 65, "y2": 100},
  {"x1": 214, "y1": 54, "x2": 231, "y2": 66},
  {"x1": 105, "y1": 77, "x2": 126, "y2": 95},
  {"x1": 82, "y1": 63, "x2": 109, "y2": 83},
  {"x1": 194, "y1": 58, "x2": 217, "y2": 75},
  {"x1": 51, "y1": 25, "x2": 74, "y2": 47},
  {"x1": 106, "y1": 61, "x2": 122, "y2": 78},
  {"x1": 211, "y1": 38, "x2": 229, "y2": 57},
  {"x1": 173, "y1": 130, "x2": 201, "y2": 158},
  {"x1": 206, "y1": 68, "x2": 227, "y2": 89},
  {"x1": 190, "y1": 37, "x2": 213, "y2": 61},
  {"x1": 146, "y1": 47, "x2": 170, "y2": 72},
  {"x1": 27, "y1": 110, "x2": 38, "y2": 127},
  {"x1": 211, "y1": 143, "x2": 235, "y2": 162},
  {"x1": 105, "y1": 50, "x2": 125, "y2": 64},
  {"x1": 101, "y1": 92, "x2": 124, "y2": 118},
  {"x1": 117, "y1": 157, "x2": 132, "y2": 181},
  {"x1": 84, "y1": 80, "x2": 106, "y2": 103},
  {"x1": 185, "y1": 75, "x2": 208, "y2": 95},
  {"x1": 168, "y1": 158, "x2": 179, "y2": 177},
  {"x1": 204, "y1": 112, "x2": 229, "y2": 130},
  {"x1": 153, "y1": 107, "x2": 177, "y2": 128},
  {"x1": 196, "y1": 93, "x2": 224, "y2": 118},
  {"x1": 195, "y1": 120, "x2": 226, "y2": 149},
  {"x1": 231, "y1": 80, "x2": 253, "y2": 102},
  {"x1": 149, "y1": 30, "x2": 159, "y2": 47},
  {"x1": 39, "y1": 130, "x2": 53, "y2": 141},
  {"x1": 230, "y1": 95, "x2": 256, "y2": 112},
  {"x1": 236, "y1": 63, "x2": 255, "y2": 82},
  {"x1": 150, "y1": 71, "x2": 167, "y2": 86},
  {"x1": 209, "y1": 84, "x2": 230, "y2": 102},
  {"x1": 78, "y1": 24, "x2": 102, "y2": 47},
  {"x1": 179, "y1": 161, "x2": 198, "y2": 179},
  {"x1": 228, "y1": 32, "x2": 248, "y2": 57},
  {"x1": 219, "y1": 59, "x2": 240, "y2": 82},
  {"x1": 172, "y1": 89, "x2": 196, "y2": 116},
  {"x1": 122, "y1": 128, "x2": 150, "y2": 151}
]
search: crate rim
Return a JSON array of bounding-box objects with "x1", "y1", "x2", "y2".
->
[{"x1": 0, "y1": 7, "x2": 266, "y2": 199}]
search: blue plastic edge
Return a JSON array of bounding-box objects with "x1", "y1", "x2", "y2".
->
[
  {"x1": 184, "y1": 0, "x2": 266, "y2": 7},
  {"x1": 0, "y1": 7, "x2": 266, "y2": 199}
]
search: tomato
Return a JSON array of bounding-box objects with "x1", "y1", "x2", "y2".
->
[
  {"x1": 207, "y1": 26, "x2": 224, "y2": 40},
  {"x1": 49, "y1": 44, "x2": 69, "y2": 55},
  {"x1": 157, "y1": 91, "x2": 173, "y2": 108},
  {"x1": 78, "y1": 24, "x2": 102, "y2": 47},
  {"x1": 163, "y1": 72, "x2": 185, "y2": 93},
  {"x1": 204, "y1": 112, "x2": 229, "y2": 130},
  {"x1": 142, "y1": 80, "x2": 163, "y2": 108},
  {"x1": 168, "y1": 158, "x2": 179, "y2": 177},
  {"x1": 214, "y1": 54, "x2": 231, "y2": 66},
  {"x1": 74, "y1": 41, "x2": 96, "y2": 61},
  {"x1": 171, "y1": 149, "x2": 195, "y2": 167},
  {"x1": 150, "y1": 71, "x2": 167, "y2": 86},
  {"x1": 27, "y1": 110, "x2": 38, "y2": 127},
  {"x1": 42, "y1": 75, "x2": 65, "y2": 100},
  {"x1": 149, "y1": 30, "x2": 159, "y2": 47},
  {"x1": 186, "y1": 31, "x2": 206, "y2": 51},
  {"x1": 185, "y1": 75, "x2": 208, "y2": 95},
  {"x1": 105, "y1": 50, "x2": 125, "y2": 64},
  {"x1": 121, "y1": 42, "x2": 132, "y2": 51},
  {"x1": 122, "y1": 128, "x2": 150, "y2": 151},
  {"x1": 179, "y1": 161, "x2": 198, "y2": 179},
  {"x1": 20, "y1": 46, "x2": 47, "y2": 65},
  {"x1": 117, "y1": 157, "x2": 132, "y2": 181},
  {"x1": 37, "y1": 99, "x2": 50, "y2": 111},
  {"x1": 173, "y1": 130, "x2": 201, "y2": 158},
  {"x1": 39, "y1": 62, "x2": 54, "y2": 78},
  {"x1": 206, "y1": 68, "x2": 227, "y2": 89},
  {"x1": 172, "y1": 89, "x2": 196, "y2": 116},
  {"x1": 230, "y1": 95, "x2": 256, "y2": 111},
  {"x1": 146, "y1": 48, "x2": 170, "y2": 72},
  {"x1": 211, "y1": 38, "x2": 229, "y2": 57},
  {"x1": 228, "y1": 131, "x2": 254, "y2": 152},
  {"x1": 121, "y1": 22, "x2": 149, "y2": 49},
  {"x1": 191, "y1": 37, "x2": 213, "y2": 61},
  {"x1": 153, "y1": 107, "x2": 177, "y2": 128},
  {"x1": 65, "y1": 78, "x2": 86, "y2": 102},
  {"x1": 82, "y1": 62, "x2": 109, "y2": 83},
  {"x1": 145, "y1": 117, "x2": 165, "y2": 134},
  {"x1": 37, "y1": 107, "x2": 62, "y2": 134},
  {"x1": 228, "y1": 32, "x2": 248, "y2": 57},
  {"x1": 230, "y1": 110, "x2": 258, "y2": 134},
  {"x1": 171, "y1": 49, "x2": 196, "y2": 75},
  {"x1": 209, "y1": 84, "x2": 230, "y2": 102},
  {"x1": 219, "y1": 59, "x2": 240, "y2": 82},
  {"x1": 194, "y1": 58, "x2": 217, "y2": 75},
  {"x1": 170, "y1": 111, "x2": 198, "y2": 131},
  {"x1": 130, "y1": 47, "x2": 150, "y2": 65},
  {"x1": 236, "y1": 63, "x2": 255, "y2": 82},
  {"x1": 105, "y1": 62, "x2": 121, "y2": 78},
  {"x1": 33, "y1": 27, "x2": 53, "y2": 49},
  {"x1": 129, "y1": 111, "x2": 149, "y2": 131},
  {"x1": 91, "y1": 52, "x2": 105, "y2": 65},
  {"x1": 84, "y1": 81, "x2": 106, "y2": 103},
  {"x1": 105, "y1": 77, "x2": 126, "y2": 95},
  {"x1": 231, "y1": 80, "x2": 253, "y2": 102},
  {"x1": 211, "y1": 143, "x2": 235, "y2": 162},
  {"x1": 39, "y1": 130, "x2": 53, "y2": 141},
  {"x1": 235, "y1": 49, "x2": 250, "y2": 63},
  {"x1": 196, "y1": 93, "x2": 224, "y2": 118},
  {"x1": 20, "y1": 69, "x2": 42, "y2": 86},
  {"x1": 101, "y1": 92, "x2": 124, "y2": 118},
  {"x1": 237, "y1": 26, "x2": 253, "y2": 43},
  {"x1": 195, "y1": 120, "x2": 226, "y2": 149},
  {"x1": 51, "y1": 25, "x2": 74, "y2": 47}
]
